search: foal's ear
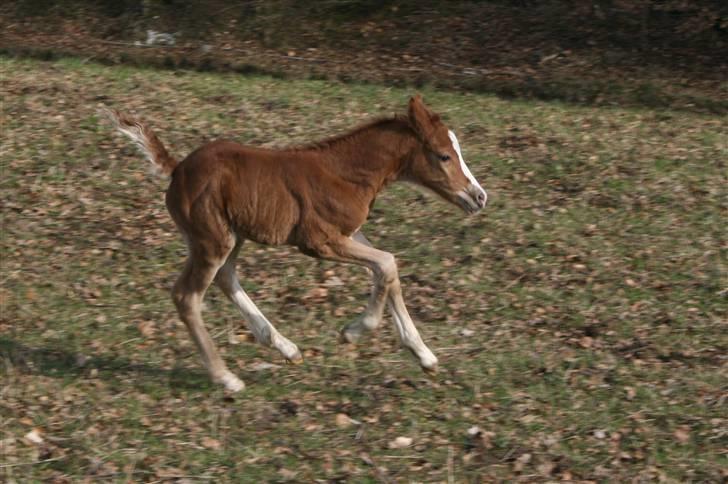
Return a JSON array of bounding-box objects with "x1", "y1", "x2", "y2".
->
[{"x1": 408, "y1": 94, "x2": 439, "y2": 141}]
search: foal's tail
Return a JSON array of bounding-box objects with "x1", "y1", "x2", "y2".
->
[{"x1": 104, "y1": 108, "x2": 178, "y2": 177}]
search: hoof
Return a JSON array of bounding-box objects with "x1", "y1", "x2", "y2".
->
[
  {"x1": 406, "y1": 347, "x2": 438, "y2": 374},
  {"x1": 421, "y1": 363, "x2": 439, "y2": 376},
  {"x1": 340, "y1": 315, "x2": 379, "y2": 344},
  {"x1": 274, "y1": 335, "x2": 303, "y2": 364},
  {"x1": 285, "y1": 352, "x2": 304, "y2": 365},
  {"x1": 218, "y1": 372, "x2": 245, "y2": 392},
  {"x1": 339, "y1": 327, "x2": 361, "y2": 344}
]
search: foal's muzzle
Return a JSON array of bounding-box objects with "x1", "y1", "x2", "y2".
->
[{"x1": 457, "y1": 184, "x2": 487, "y2": 214}]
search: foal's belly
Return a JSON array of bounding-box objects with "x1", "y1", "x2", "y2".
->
[{"x1": 232, "y1": 197, "x2": 299, "y2": 246}]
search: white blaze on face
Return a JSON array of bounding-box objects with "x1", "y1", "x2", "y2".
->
[{"x1": 448, "y1": 130, "x2": 487, "y2": 203}]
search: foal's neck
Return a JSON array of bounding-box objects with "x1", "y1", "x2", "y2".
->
[{"x1": 308, "y1": 117, "x2": 416, "y2": 192}]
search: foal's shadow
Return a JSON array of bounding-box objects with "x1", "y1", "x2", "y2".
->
[{"x1": 0, "y1": 338, "x2": 212, "y2": 392}]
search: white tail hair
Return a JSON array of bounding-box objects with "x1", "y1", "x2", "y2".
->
[{"x1": 103, "y1": 108, "x2": 178, "y2": 176}]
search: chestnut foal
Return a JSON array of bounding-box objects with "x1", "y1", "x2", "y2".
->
[{"x1": 108, "y1": 95, "x2": 486, "y2": 392}]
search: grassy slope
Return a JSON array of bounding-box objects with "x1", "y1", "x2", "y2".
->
[{"x1": 1, "y1": 57, "x2": 726, "y2": 482}]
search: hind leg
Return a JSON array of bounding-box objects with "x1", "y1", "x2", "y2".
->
[
  {"x1": 172, "y1": 238, "x2": 244, "y2": 392},
  {"x1": 215, "y1": 242, "x2": 302, "y2": 363}
]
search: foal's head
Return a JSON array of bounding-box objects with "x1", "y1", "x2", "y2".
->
[{"x1": 405, "y1": 95, "x2": 487, "y2": 214}]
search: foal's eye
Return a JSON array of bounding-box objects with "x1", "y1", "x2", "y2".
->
[{"x1": 438, "y1": 154, "x2": 451, "y2": 162}]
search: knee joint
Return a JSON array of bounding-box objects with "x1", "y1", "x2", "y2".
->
[
  {"x1": 376, "y1": 254, "x2": 398, "y2": 286},
  {"x1": 171, "y1": 284, "x2": 195, "y2": 312}
]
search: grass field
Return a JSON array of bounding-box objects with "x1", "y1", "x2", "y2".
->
[{"x1": 1, "y1": 57, "x2": 726, "y2": 482}]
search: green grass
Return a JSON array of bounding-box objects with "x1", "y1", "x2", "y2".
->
[{"x1": 1, "y1": 56, "x2": 726, "y2": 481}]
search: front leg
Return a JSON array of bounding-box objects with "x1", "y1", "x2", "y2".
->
[
  {"x1": 339, "y1": 231, "x2": 387, "y2": 343},
  {"x1": 322, "y1": 235, "x2": 438, "y2": 372}
]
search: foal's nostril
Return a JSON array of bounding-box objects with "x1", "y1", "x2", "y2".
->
[{"x1": 476, "y1": 191, "x2": 486, "y2": 207}]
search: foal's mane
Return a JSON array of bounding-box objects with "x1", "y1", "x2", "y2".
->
[{"x1": 285, "y1": 114, "x2": 411, "y2": 152}]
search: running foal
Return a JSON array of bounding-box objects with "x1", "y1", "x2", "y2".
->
[{"x1": 108, "y1": 95, "x2": 487, "y2": 391}]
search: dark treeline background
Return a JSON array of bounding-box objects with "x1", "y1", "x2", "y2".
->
[
  {"x1": 8, "y1": 1, "x2": 727, "y2": 51},
  {"x1": 2, "y1": 1, "x2": 726, "y2": 111}
]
